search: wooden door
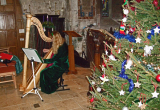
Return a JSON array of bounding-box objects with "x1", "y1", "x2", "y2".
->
[{"x1": 0, "y1": 0, "x2": 25, "y2": 61}]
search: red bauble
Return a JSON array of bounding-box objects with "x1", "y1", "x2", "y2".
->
[
  {"x1": 102, "y1": 61, "x2": 106, "y2": 68},
  {"x1": 157, "y1": 6, "x2": 160, "y2": 10},
  {"x1": 156, "y1": 74, "x2": 160, "y2": 82},
  {"x1": 90, "y1": 97, "x2": 94, "y2": 103},
  {"x1": 153, "y1": 0, "x2": 158, "y2": 6}
]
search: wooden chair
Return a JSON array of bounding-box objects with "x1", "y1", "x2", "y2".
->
[{"x1": 0, "y1": 47, "x2": 17, "y2": 88}]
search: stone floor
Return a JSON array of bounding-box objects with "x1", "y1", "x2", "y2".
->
[{"x1": 0, "y1": 67, "x2": 92, "y2": 110}]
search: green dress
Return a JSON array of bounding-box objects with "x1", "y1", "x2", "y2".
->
[{"x1": 40, "y1": 42, "x2": 69, "y2": 94}]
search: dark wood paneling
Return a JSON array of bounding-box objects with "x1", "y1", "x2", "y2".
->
[
  {"x1": 6, "y1": 0, "x2": 13, "y2": 4},
  {"x1": 0, "y1": 0, "x2": 24, "y2": 61},
  {"x1": 0, "y1": 31, "x2": 7, "y2": 47},
  {"x1": 4, "y1": 5, "x2": 14, "y2": 11},
  {"x1": 0, "y1": 6, "x2": 4, "y2": 12}
]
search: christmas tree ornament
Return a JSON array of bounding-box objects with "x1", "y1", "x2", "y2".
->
[
  {"x1": 131, "y1": 48, "x2": 133, "y2": 53},
  {"x1": 125, "y1": 64, "x2": 131, "y2": 69},
  {"x1": 134, "y1": 73, "x2": 141, "y2": 88},
  {"x1": 127, "y1": 59, "x2": 133, "y2": 65},
  {"x1": 126, "y1": 30, "x2": 129, "y2": 34},
  {"x1": 141, "y1": 103, "x2": 146, "y2": 110},
  {"x1": 97, "y1": 87, "x2": 101, "y2": 92},
  {"x1": 151, "y1": 91, "x2": 159, "y2": 98},
  {"x1": 102, "y1": 74, "x2": 106, "y2": 78},
  {"x1": 151, "y1": 81, "x2": 159, "y2": 98},
  {"x1": 109, "y1": 54, "x2": 117, "y2": 61},
  {"x1": 153, "y1": 0, "x2": 158, "y2": 6},
  {"x1": 154, "y1": 26, "x2": 160, "y2": 33},
  {"x1": 139, "y1": 93, "x2": 147, "y2": 109},
  {"x1": 144, "y1": 45, "x2": 154, "y2": 56},
  {"x1": 100, "y1": 75, "x2": 109, "y2": 84},
  {"x1": 105, "y1": 50, "x2": 108, "y2": 55},
  {"x1": 129, "y1": 27, "x2": 135, "y2": 33},
  {"x1": 125, "y1": 59, "x2": 133, "y2": 69},
  {"x1": 134, "y1": 81, "x2": 141, "y2": 88},
  {"x1": 135, "y1": 37, "x2": 141, "y2": 43},
  {"x1": 129, "y1": 43, "x2": 133, "y2": 53},
  {"x1": 123, "y1": 0, "x2": 128, "y2": 6},
  {"x1": 91, "y1": 81, "x2": 95, "y2": 85},
  {"x1": 122, "y1": 17, "x2": 127, "y2": 22},
  {"x1": 138, "y1": 101, "x2": 143, "y2": 107},
  {"x1": 119, "y1": 83, "x2": 127, "y2": 95},
  {"x1": 120, "y1": 22, "x2": 126, "y2": 35},
  {"x1": 90, "y1": 97, "x2": 94, "y2": 103},
  {"x1": 102, "y1": 62, "x2": 106, "y2": 68},
  {"x1": 118, "y1": 49, "x2": 121, "y2": 54},
  {"x1": 123, "y1": 9, "x2": 129, "y2": 15},
  {"x1": 114, "y1": 41, "x2": 117, "y2": 48},
  {"x1": 146, "y1": 30, "x2": 151, "y2": 33},
  {"x1": 122, "y1": 106, "x2": 128, "y2": 110},
  {"x1": 119, "y1": 90, "x2": 125, "y2": 95},
  {"x1": 117, "y1": 43, "x2": 121, "y2": 54},
  {"x1": 156, "y1": 74, "x2": 160, "y2": 82}
]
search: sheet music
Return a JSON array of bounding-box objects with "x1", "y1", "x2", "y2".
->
[{"x1": 22, "y1": 48, "x2": 43, "y2": 63}]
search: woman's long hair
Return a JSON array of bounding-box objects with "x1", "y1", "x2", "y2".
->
[{"x1": 52, "y1": 31, "x2": 65, "y2": 54}]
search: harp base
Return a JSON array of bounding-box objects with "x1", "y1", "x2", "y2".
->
[
  {"x1": 19, "y1": 84, "x2": 25, "y2": 91},
  {"x1": 21, "y1": 59, "x2": 43, "y2": 101},
  {"x1": 21, "y1": 87, "x2": 43, "y2": 102}
]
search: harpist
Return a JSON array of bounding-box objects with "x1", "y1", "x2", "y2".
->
[{"x1": 40, "y1": 31, "x2": 69, "y2": 94}]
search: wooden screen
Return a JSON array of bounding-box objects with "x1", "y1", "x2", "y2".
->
[{"x1": 0, "y1": 0, "x2": 24, "y2": 61}]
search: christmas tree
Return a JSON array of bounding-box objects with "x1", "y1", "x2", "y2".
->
[{"x1": 87, "y1": 0, "x2": 160, "y2": 109}]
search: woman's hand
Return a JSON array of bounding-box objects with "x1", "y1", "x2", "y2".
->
[{"x1": 43, "y1": 49, "x2": 50, "y2": 53}]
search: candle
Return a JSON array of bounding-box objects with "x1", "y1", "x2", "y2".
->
[{"x1": 47, "y1": 15, "x2": 48, "y2": 22}]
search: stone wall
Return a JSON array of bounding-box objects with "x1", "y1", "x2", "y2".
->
[{"x1": 19, "y1": 0, "x2": 123, "y2": 56}]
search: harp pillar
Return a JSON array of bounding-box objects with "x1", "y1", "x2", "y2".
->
[{"x1": 19, "y1": 14, "x2": 32, "y2": 91}]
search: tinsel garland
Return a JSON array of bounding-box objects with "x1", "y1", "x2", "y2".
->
[
  {"x1": 147, "y1": 26, "x2": 160, "y2": 40},
  {"x1": 119, "y1": 60, "x2": 134, "y2": 92},
  {"x1": 113, "y1": 31, "x2": 136, "y2": 43}
]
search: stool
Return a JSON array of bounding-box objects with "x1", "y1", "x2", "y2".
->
[{"x1": 0, "y1": 61, "x2": 17, "y2": 88}]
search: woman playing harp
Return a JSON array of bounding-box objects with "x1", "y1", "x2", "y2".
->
[{"x1": 40, "y1": 31, "x2": 69, "y2": 94}]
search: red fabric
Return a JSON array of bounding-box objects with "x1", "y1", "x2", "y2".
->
[
  {"x1": 46, "y1": 53, "x2": 54, "y2": 68},
  {"x1": 0, "y1": 53, "x2": 13, "y2": 60}
]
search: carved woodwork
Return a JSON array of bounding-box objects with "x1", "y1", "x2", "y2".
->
[{"x1": 86, "y1": 29, "x2": 115, "y2": 69}]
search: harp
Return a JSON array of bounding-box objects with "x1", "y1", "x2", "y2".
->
[{"x1": 19, "y1": 14, "x2": 53, "y2": 93}]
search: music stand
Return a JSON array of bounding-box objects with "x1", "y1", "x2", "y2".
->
[{"x1": 21, "y1": 48, "x2": 43, "y2": 101}]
